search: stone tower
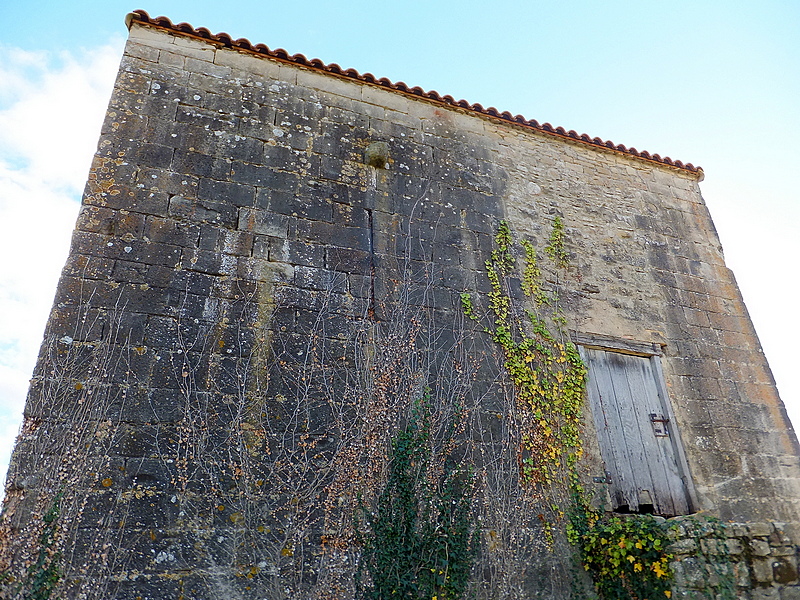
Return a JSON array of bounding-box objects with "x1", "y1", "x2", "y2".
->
[{"x1": 2, "y1": 10, "x2": 799, "y2": 599}]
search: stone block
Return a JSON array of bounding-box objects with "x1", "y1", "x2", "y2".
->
[
  {"x1": 75, "y1": 205, "x2": 145, "y2": 238},
  {"x1": 780, "y1": 586, "x2": 800, "y2": 600},
  {"x1": 125, "y1": 40, "x2": 161, "y2": 63},
  {"x1": 297, "y1": 68, "x2": 361, "y2": 101},
  {"x1": 112, "y1": 388, "x2": 183, "y2": 424},
  {"x1": 101, "y1": 107, "x2": 149, "y2": 139},
  {"x1": 772, "y1": 546, "x2": 797, "y2": 557},
  {"x1": 110, "y1": 424, "x2": 180, "y2": 459},
  {"x1": 203, "y1": 91, "x2": 257, "y2": 116},
  {"x1": 184, "y1": 56, "x2": 231, "y2": 79},
  {"x1": 198, "y1": 177, "x2": 255, "y2": 208},
  {"x1": 734, "y1": 559, "x2": 752, "y2": 587},
  {"x1": 156, "y1": 48, "x2": 188, "y2": 69},
  {"x1": 672, "y1": 556, "x2": 708, "y2": 588},
  {"x1": 169, "y1": 195, "x2": 238, "y2": 227},
  {"x1": 145, "y1": 216, "x2": 201, "y2": 248},
  {"x1": 144, "y1": 315, "x2": 180, "y2": 348},
  {"x1": 176, "y1": 103, "x2": 238, "y2": 132},
  {"x1": 668, "y1": 538, "x2": 698, "y2": 554},
  {"x1": 238, "y1": 208, "x2": 289, "y2": 237},
  {"x1": 295, "y1": 219, "x2": 370, "y2": 252},
  {"x1": 225, "y1": 136, "x2": 268, "y2": 164},
  {"x1": 128, "y1": 22, "x2": 176, "y2": 49},
  {"x1": 222, "y1": 230, "x2": 254, "y2": 256},
  {"x1": 700, "y1": 537, "x2": 728, "y2": 555},
  {"x1": 267, "y1": 189, "x2": 333, "y2": 221},
  {"x1": 294, "y1": 266, "x2": 348, "y2": 294},
  {"x1": 774, "y1": 557, "x2": 799, "y2": 584},
  {"x1": 197, "y1": 223, "x2": 224, "y2": 251},
  {"x1": 262, "y1": 237, "x2": 318, "y2": 266},
  {"x1": 753, "y1": 558, "x2": 777, "y2": 583},
  {"x1": 325, "y1": 247, "x2": 371, "y2": 273},
  {"x1": 172, "y1": 149, "x2": 231, "y2": 179},
  {"x1": 138, "y1": 167, "x2": 199, "y2": 198},
  {"x1": 180, "y1": 248, "x2": 229, "y2": 276},
  {"x1": 726, "y1": 538, "x2": 745, "y2": 555},
  {"x1": 260, "y1": 261, "x2": 295, "y2": 285},
  {"x1": 111, "y1": 259, "x2": 150, "y2": 285}
]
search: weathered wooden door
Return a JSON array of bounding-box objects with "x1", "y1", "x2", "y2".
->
[{"x1": 582, "y1": 347, "x2": 692, "y2": 515}]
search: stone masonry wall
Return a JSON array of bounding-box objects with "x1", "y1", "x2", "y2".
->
[
  {"x1": 1, "y1": 16, "x2": 799, "y2": 600},
  {"x1": 669, "y1": 519, "x2": 800, "y2": 600}
]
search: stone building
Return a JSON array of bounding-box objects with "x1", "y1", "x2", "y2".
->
[{"x1": 1, "y1": 10, "x2": 799, "y2": 599}]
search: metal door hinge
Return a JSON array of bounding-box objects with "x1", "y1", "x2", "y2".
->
[
  {"x1": 592, "y1": 472, "x2": 612, "y2": 484},
  {"x1": 649, "y1": 413, "x2": 670, "y2": 437}
]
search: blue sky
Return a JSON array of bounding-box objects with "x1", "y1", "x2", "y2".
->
[{"x1": 0, "y1": 1, "x2": 798, "y2": 483}]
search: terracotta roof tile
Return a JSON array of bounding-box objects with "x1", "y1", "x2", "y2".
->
[{"x1": 126, "y1": 10, "x2": 702, "y2": 177}]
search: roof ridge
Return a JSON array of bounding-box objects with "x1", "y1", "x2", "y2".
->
[{"x1": 126, "y1": 10, "x2": 703, "y2": 177}]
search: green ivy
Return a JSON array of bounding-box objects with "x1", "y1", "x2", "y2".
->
[
  {"x1": 2, "y1": 490, "x2": 64, "y2": 600},
  {"x1": 356, "y1": 397, "x2": 476, "y2": 600},
  {"x1": 520, "y1": 239, "x2": 548, "y2": 306},
  {"x1": 568, "y1": 504, "x2": 673, "y2": 600},
  {"x1": 545, "y1": 216, "x2": 569, "y2": 270}
]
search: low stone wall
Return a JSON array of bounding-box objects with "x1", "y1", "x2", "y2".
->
[{"x1": 670, "y1": 518, "x2": 800, "y2": 599}]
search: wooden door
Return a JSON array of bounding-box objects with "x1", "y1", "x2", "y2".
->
[{"x1": 582, "y1": 347, "x2": 692, "y2": 515}]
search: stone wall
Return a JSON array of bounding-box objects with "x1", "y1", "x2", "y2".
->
[
  {"x1": 670, "y1": 518, "x2": 800, "y2": 599},
  {"x1": 1, "y1": 14, "x2": 799, "y2": 599}
]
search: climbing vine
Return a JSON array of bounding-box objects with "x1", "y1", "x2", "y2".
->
[
  {"x1": 1, "y1": 490, "x2": 63, "y2": 600},
  {"x1": 462, "y1": 220, "x2": 679, "y2": 599},
  {"x1": 462, "y1": 220, "x2": 586, "y2": 487},
  {"x1": 545, "y1": 215, "x2": 569, "y2": 270},
  {"x1": 355, "y1": 396, "x2": 476, "y2": 600},
  {"x1": 568, "y1": 505, "x2": 673, "y2": 600}
]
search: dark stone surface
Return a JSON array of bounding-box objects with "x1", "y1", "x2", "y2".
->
[{"x1": 2, "y1": 20, "x2": 799, "y2": 600}]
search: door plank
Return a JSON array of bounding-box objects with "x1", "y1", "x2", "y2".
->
[
  {"x1": 602, "y1": 351, "x2": 656, "y2": 512},
  {"x1": 621, "y1": 355, "x2": 678, "y2": 515},
  {"x1": 584, "y1": 348, "x2": 641, "y2": 510}
]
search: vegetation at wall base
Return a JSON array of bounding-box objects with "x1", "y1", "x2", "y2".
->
[
  {"x1": 355, "y1": 396, "x2": 476, "y2": 600},
  {"x1": 568, "y1": 502, "x2": 673, "y2": 600},
  {"x1": 1, "y1": 490, "x2": 63, "y2": 600}
]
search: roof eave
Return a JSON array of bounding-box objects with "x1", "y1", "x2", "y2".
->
[{"x1": 125, "y1": 10, "x2": 704, "y2": 180}]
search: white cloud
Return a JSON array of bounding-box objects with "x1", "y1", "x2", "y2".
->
[{"x1": 0, "y1": 40, "x2": 124, "y2": 490}]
